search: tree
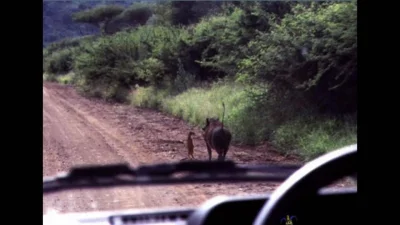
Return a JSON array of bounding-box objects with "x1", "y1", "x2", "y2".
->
[
  {"x1": 72, "y1": 5, "x2": 124, "y2": 35},
  {"x1": 239, "y1": 2, "x2": 357, "y2": 115},
  {"x1": 107, "y1": 3, "x2": 153, "y2": 33}
]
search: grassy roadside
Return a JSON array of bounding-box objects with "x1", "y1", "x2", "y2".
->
[
  {"x1": 43, "y1": 1, "x2": 357, "y2": 162},
  {"x1": 44, "y1": 72, "x2": 75, "y2": 84},
  {"x1": 129, "y1": 82, "x2": 357, "y2": 161},
  {"x1": 44, "y1": 74, "x2": 356, "y2": 161}
]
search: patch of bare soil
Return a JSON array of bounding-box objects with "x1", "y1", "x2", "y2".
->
[{"x1": 43, "y1": 82, "x2": 354, "y2": 213}]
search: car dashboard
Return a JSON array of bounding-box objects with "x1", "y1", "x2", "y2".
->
[{"x1": 43, "y1": 187, "x2": 357, "y2": 225}]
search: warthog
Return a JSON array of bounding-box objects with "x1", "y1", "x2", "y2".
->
[{"x1": 202, "y1": 103, "x2": 232, "y2": 161}]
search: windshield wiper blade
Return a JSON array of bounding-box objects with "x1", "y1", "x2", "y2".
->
[{"x1": 43, "y1": 161, "x2": 302, "y2": 194}]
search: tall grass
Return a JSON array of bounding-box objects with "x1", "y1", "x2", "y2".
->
[
  {"x1": 272, "y1": 116, "x2": 357, "y2": 161},
  {"x1": 130, "y1": 81, "x2": 357, "y2": 159}
]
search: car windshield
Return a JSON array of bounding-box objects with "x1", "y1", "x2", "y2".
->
[{"x1": 43, "y1": 0, "x2": 357, "y2": 215}]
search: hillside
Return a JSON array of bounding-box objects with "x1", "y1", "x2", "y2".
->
[{"x1": 43, "y1": 0, "x2": 132, "y2": 47}]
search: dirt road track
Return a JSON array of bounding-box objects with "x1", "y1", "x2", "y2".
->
[{"x1": 43, "y1": 82, "x2": 350, "y2": 214}]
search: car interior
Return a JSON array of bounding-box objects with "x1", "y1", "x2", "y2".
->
[{"x1": 43, "y1": 144, "x2": 357, "y2": 225}]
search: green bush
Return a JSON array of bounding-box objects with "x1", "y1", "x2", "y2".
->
[
  {"x1": 56, "y1": 72, "x2": 76, "y2": 85},
  {"x1": 186, "y1": 7, "x2": 248, "y2": 78},
  {"x1": 43, "y1": 73, "x2": 57, "y2": 82},
  {"x1": 237, "y1": 1, "x2": 357, "y2": 115},
  {"x1": 43, "y1": 48, "x2": 74, "y2": 75},
  {"x1": 43, "y1": 35, "x2": 97, "y2": 78},
  {"x1": 44, "y1": 35, "x2": 98, "y2": 58},
  {"x1": 130, "y1": 86, "x2": 168, "y2": 109},
  {"x1": 73, "y1": 25, "x2": 188, "y2": 102},
  {"x1": 272, "y1": 116, "x2": 357, "y2": 160}
]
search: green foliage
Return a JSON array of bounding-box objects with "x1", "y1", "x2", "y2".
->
[
  {"x1": 149, "y1": 1, "x2": 223, "y2": 26},
  {"x1": 108, "y1": 3, "x2": 154, "y2": 33},
  {"x1": 187, "y1": 3, "x2": 271, "y2": 78},
  {"x1": 72, "y1": 5, "x2": 124, "y2": 24},
  {"x1": 171, "y1": 59, "x2": 197, "y2": 94},
  {"x1": 73, "y1": 25, "x2": 188, "y2": 101},
  {"x1": 170, "y1": 1, "x2": 223, "y2": 26},
  {"x1": 43, "y1": 48, "x2": 74, "y2": 75},
  {"x1": 130, "y1": 81, "x2": 356, "y2": 154},
  {"x1": 72, "y1": 5, "x2": 125, "y2": 34},
  {"x1": 44, "y1": 35, "x2": 98, "y2": 58},
  {"x1": 57, "y1": 72, "x2": 76, "y2": 85},
  {"x1": 43, "y1": 73, "x2": 58, "y2": 82},
  {"x1": 151, "y1": 1, "x2": 173, "y2": 26},
  {"x1": 119, "y1": 3, "x2": 153, "y2": 25},
  {"x1": 272, "y1": 116, "x2": 357, "y2": 160},
  {"x1": 191, "y1": 8, "x2": 245, "y2": 76},
  {"x1": 131, "y1": 86, "x2": 168, "y2": 109},
  {"x1": 43, "y1": 1, "x2": 357, "y2": 160},
  {"x1": 131, "y1": 82, "x2": 271, "y2": 145},
  {"x1": 43, "y1": 35, "x2": 97, "y2": 78},
  {"x1": 43, "y1": 1, "x2": 104, "y2": 47},
  {"x1": 237, "y1": 1, "x2": 357, "y2": 115}
]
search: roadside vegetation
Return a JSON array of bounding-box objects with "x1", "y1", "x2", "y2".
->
[{"x1": 43, "y1": 1, "x2": 357, "y2": 161}]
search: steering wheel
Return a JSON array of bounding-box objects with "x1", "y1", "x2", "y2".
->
[{"x1": 253, "y1": 144, "x2": 357, "y2": 225}]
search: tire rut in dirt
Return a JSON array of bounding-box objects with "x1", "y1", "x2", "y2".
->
[
  {"x1": 44, "y1": 85, "x2": 195, "y2": 212},
  {"x1": 44, "y1": 84, "x2": 284, "y2": 208}
]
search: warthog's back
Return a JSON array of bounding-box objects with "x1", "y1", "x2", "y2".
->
[{"x1": 209, "y1": 127, "x2": 232, "y2": 150}]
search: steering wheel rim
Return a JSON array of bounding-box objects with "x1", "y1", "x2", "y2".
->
[{"x1": 253, "y1": 144, "x2": 357, "y2": 225}]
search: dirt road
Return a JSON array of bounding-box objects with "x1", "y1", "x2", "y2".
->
[{"x1": 43, "y1": 82, "x2": 350, "y2": 214}]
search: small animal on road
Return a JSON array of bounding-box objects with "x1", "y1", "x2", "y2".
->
[{"x1": 187, "y1": 131, "x2": 195, "y2": 159}]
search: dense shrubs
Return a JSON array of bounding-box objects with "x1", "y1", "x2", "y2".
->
[
  {"x1": 43, "y1": 1, "x2": 357, "y2": 160},
  {"x1": 237, "y1": 2, "x2": 357, "y2": 115},
  {"x1": 71, "y1": 25, "x2": 188, "y2": 101},
  {"x1": 43, "y1": 48, "x2": 74, "y2": 75}
]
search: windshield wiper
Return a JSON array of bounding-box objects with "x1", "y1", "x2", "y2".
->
[{"x1": 43, "y1": 160, "x2": 302, "y2": 194}]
